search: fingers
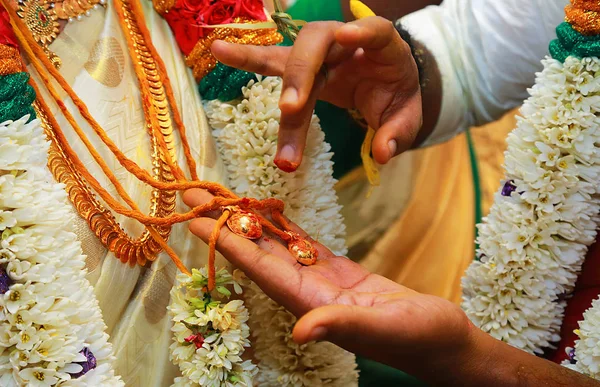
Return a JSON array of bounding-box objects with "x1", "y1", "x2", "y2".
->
[
  {"x1": 189, "y1": 217, "x2": 303, "y2": 310},
  {"x1": 372, "y1": 94, "x2": 423, "y2": 164},
  {"x1": 211, "y1": 41, "x2": 290, "y2": 76},
  {"x1": 335, "y1": 16, "x2": 404, "y2": 65},
  {"x1": 274, "y1": 84, "x2": 320, "y2": 172},
  {"x1": 293, "y1": 303, "x2": 387, "y2": 347},
  {"x1": 275, "y1": 21, "x2": 344, "y2": 170}
]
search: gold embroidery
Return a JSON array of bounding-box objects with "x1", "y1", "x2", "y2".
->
[
  {"x1": 142, "y1": 263, "x2": 177, "y2": 324},
  {"x1": 186, "y1": 18, "x2": 283, "y2": 81},
  {"x1": 150, "y1": 0, "x2": 175, "y2": 16},
  {"x1": 0, "y1": 44, "x2": 23, "y2": 76},
  {"x1": 84, "y1": 37, "x2": 126, "y2": 88},
  {"x1": 54, "y1": 0, "x2": 106, "y2": 21}
]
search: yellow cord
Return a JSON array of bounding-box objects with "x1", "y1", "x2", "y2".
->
[{"x1": 350, "y1": 0, "x2": 380, "y2": 196}]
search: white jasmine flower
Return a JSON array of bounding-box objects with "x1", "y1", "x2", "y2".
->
[
  {"x1": 463, "y1": 56, "x2": 600, "y2": 373},
  {"x1": 169, "y1": 269, "x2": 257, "y2": 386},
  {"x1": 0, "y1": 116, "x2": 123, "y2": 385}
]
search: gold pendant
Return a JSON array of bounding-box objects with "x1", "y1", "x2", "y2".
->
[
  {"x1": 17, "y1": 0, "x2": 61, "y2": 68},
  {"x1": 287, "y1": 232, "x2": 318, "y2": 266},
  {"x1": 17, "y1": 0, "x2": 59, "y2": 45},
  {"x1": 226, "y1": 207, "x2": 263, "y2": 240}
]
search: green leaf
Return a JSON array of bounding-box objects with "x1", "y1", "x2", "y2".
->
[{"x1": 216, "y1": 286, "x2": 231, "y2": 298}]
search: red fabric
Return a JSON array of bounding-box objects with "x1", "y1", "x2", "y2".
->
[
  {"x1": 0, "y1": 7, "x2": 18, "y2": 48},
  {"x1": 164, "y1": 0, "x2": 267, "y2": 56},
  {"x1": 550, "y1": 239, "x2": 600, "y2": 363}
]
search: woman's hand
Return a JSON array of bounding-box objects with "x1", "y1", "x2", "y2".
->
[
  {"x1": 211, "y1": 16, "x2": 424, "y2": 170},
  {"x1": 183, "y1": 189, "x2": 473, "y2": 380}
]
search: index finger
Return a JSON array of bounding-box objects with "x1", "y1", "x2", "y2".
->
[
  {"x1": 335, "y1": 16, "x2": 405, "y2": 65},
  {"x1": 189, "y1": 217, "x2": 304, "y2": 313},
  {"x1": 211, "y1": 41, "x2": 290, "y2": 76}
]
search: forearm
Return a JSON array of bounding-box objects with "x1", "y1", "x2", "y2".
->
[
  {"x1": 406, "y1": 38, "x2": 441, "y2": 147},
  {"x1": 409, "y1": 328, "x2": 600, "y2": 386}
]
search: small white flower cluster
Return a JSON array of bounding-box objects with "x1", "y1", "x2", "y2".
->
[
  {"x1": 0, "y1": 116, "x2": 122, "y2": 386},
  {"x1": 462, "y1": 56, "x2": 600, "y2": 355},
  {"x1": 205, "y1": 76, "x2": 347, "y2": 256},
  {"x1": 169, "y1": 268, "x2": 257, "y2": 387},
  {"x1": 564, "y1": 297, "x2": 600, "y2": 378},
  {"x1": 205, "y1": 77, "x2": 357, "y2": 386},
  {"x1": 240, "y1": 275, "x2": 358, "y2": 387}
]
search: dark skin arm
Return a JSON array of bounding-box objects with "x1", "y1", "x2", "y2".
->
[
  {"x1": 341, "y1": 0, "x2": 442, "y2": 22},
  {"x1": 183, "y1": 188, "x2": 599, "y2": 386}
]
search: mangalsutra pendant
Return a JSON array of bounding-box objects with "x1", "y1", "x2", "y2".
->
[
  {"x1": 17, "y1": 0, "x2": 61, "y2": 68},
  {"x1": 225, "y1": 206, "x2": 263, "y2": 240},
  {"x1": 286, "y1": 232, "x2": 318, "y2": 266}
]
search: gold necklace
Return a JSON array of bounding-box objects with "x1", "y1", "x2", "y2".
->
[
  {"x1": 17, "y1": 0, "x2": 107, "y2": 68},
  {"x1": 35, "y1": 1, "x2": 179, "y2": 267}
]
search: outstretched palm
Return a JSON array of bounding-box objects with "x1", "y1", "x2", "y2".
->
[{"x1": 184, "y1": 189, "x2": 470, "y2": 369}]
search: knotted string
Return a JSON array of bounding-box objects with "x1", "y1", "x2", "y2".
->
[{"x1": 2, "y1": 0, "x2": 296, "y2": 291}]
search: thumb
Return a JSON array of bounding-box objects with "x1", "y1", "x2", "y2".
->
[{"x1": 293, "y1": 304, "x2": 387, "y2": 347}]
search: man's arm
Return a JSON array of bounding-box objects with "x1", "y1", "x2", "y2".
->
[
  {"x1": 399, "y1": 0, "x2": 565, "y2": 147},
  {"x1": 394, "y1": 324, "x2": 600, "y2": 386},
  {"x1": 341, "y1": 0, "x2": 441, "y2": 22}
]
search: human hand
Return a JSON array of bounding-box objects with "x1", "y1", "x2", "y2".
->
[
  {"x1": 183, "y1": 189, "x2": 473, "y2": 376},
  {"x1": 211, "y1": 16, "x2": 423, "y2": 171}
]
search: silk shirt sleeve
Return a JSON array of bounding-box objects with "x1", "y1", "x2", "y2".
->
[{"x1": 398, "y1": 0, "x2": 566, "y2": 147}]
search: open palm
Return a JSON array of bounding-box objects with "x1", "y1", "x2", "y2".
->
[{"x1": 184, "y1": 189, "x2": 470, "y2": 370}]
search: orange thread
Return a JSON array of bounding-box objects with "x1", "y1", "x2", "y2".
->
[
  {"x1": 2, "y1": 0, "x2": 300, "y2": 290},
  {"x1": 209, "y1": 210, "x2": 231, "y2": 290}
]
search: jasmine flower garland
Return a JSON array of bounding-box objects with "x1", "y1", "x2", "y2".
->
[
  {"x1": 0, "y1": 115, "x2": 122, "y2": 386},
  {"x1": 204, "y1": 76, "x2": 357, "y2": 386},
  {"x1": 462, "y1": 56, "x2": 600, "y2": 362},
  {"x1": 169, "y1": 268, "x2": 257, "y2": 387}
]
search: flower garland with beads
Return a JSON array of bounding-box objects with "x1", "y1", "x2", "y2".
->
[
  {"x1": 169, "y1": 268, "x2": 257, "y2": 387},
  {"x1": 462, "y1": 1, "x2": 600, "y2": 378},
  {"x1": 0, "y1": 111, "x2": 123, "y2": 386},
  {"x1": 205, "y1": 76, "x2": 357, "y2": 386}
]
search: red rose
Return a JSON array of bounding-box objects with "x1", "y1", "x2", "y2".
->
[
  {"x1": 200, "y1": 0, "x2": 241, "y2": 26},
  {"x1": 239, "y1": 0, "x2": 267, "y2": 21},
  {"x1": 164, "y1": 0, "x2": 269, "y2": 56},
  {"x1": 179, "y1": 0, "x2": 210, "y2": 14}
]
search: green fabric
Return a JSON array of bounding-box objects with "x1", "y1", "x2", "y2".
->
[
  {"x1": 0, "y1": 72, "x2": 36, "y2": 123},
  {"x1": 550, "y1": 22, "x2": 600, "y2": 62},
  {"x1": 466, "y1": 129, "x2": 482, "y2": 258},
  {"x1": 199, "y1": 63, "x2": 257, "y2": 102},
  {"x1": 286, "y1": 0, "x2": 364, "y2": 180},
  {"x1": 357, "y1": 358, "x2": 428, "y2": 387}
]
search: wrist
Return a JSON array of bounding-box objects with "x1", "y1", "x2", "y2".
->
[
  {"x1": 394, "y1": 22, "x2": 426, "y2": 88},
  {"x1": 394, "y1": 22, "x2": 441, "y2": 148}
]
